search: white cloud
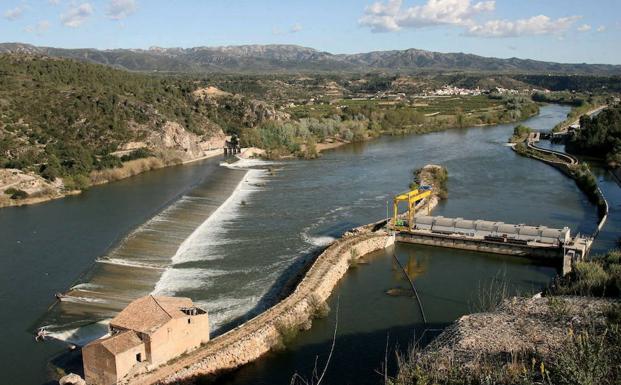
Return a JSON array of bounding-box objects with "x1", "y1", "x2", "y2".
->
[
  {"x1": 24, "y1": 20, "x2": 51, "y2": 35},
  {"x1": 359, "y1": 0, "x2": 495, "y2": 32},
  {"x1": 61, "y1": 3, "x2": 93, "y2": 27},
  {"x1": 359, "y1": 0, "x2": 581, "y2": 38},
  {"x1": 290, "y1": 23, "x2": 303, "y2": 33},
  {"x1": 577, "y1": 24, "x2": 591, "y2": 32},
  {"x1": 596, "y1": 25, "x2": 606, "y2": 32},
  {"x1": 106, "y1": 0, "x2": 137, "y2": 20},
  {"x1": 48, "y1": 0, "x2": 61, "y2": 5},
  {"x1": 4, "y1": 6, "x2": 24, "y2": 21},
  {"x1": 466, "y1": 15, "x2": 581, "y2": 37}
]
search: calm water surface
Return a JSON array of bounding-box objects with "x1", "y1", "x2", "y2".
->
[{"x1": 1, "y1": 104, "x2": 617, "y2": 385}]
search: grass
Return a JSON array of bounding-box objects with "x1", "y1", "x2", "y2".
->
[
  {"x1": 349, "y1": 248, "x2": 360, "y2": 267},
  {"x1": 469, "y1": 274, "x2": 512, "y2": 313}
]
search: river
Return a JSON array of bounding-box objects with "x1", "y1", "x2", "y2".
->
[{"x1": 1, "y1": 104, "x2": 617, "y2": 385}]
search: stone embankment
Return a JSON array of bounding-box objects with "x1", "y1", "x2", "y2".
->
[
  {"x1": 123, "y1": 232, "x2": 392, "y2": 385},
  {"x1": 118, "y1": 168, "x2": 439, "y2": 385}
]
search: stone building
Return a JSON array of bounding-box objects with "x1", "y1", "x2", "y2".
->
[{"x1": 83, "y1": 296, "x2": 210, "y2": 385}]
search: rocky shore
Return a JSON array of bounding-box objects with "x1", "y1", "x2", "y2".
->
[
  {"x1": 395, "y1": 295, "x2": 619, "y2": 383},
  {"x1": 0, "y1": 123, "x2": 227, "y2": 209}
]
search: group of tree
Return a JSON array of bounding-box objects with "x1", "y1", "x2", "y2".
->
[{"x1": 568, "y1": 105, "x2": 621, "y2": 166}]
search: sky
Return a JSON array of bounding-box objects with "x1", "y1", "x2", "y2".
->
[{"x1": 1, "y1": 0, "x2": 620, "y2": 64}]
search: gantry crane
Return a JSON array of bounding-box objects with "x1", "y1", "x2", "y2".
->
[{"x1": 392, "y1": 187, "x2": 432, "y2": 231}]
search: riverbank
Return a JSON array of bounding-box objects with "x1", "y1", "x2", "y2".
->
[
  {"x1": 511, "y1": 141, "x2": 608, "y2": 226},
  {"x1": 0, "y1": 149, "x2": 224, "y2": 209},
  {"x1": 552, "y1": 104, "x2": 608, "y2": 133},
  {"x1": 251, "y1": 105, "x2": 542, "y2": 161}
]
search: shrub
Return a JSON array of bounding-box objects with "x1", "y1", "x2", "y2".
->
[
  {"x1": 302, "y1": 136, "x2": 318, "y2": 159},
  {"x1": 120, "y1": 148, "x2": 153, "y2": 162},
  {"x1": 572, "y1": 262, "x2": 609, "y2": 296},
  {"x1": 63, "y1": 174, "x2": 90, "y2": 191},
  {"x1": 511, "y1": 124, "x2": 533, "y2": 143},
  {"x1": 6, "y1": 188, "x2": 28, "y2": 199},
  {"x1": 548, "y1": 297, "x2": 570, "y2": 320},
  {"x1": 95, "y1": 154, "x2": 123, "y2": 170},
  {"x1": 307, "y1": 294, "x2": 330, "y2": 319},
  {"x1": 274, "y1": 320, "x2": 300, "y2": 350},
  {"x1": 39, "y1": 163, "x2": 60, "y2": 181}
]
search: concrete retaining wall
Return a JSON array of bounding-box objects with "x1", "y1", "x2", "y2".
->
[
  {"x1": 396, "y1": 232, "x2": 561, "y2": 260},
  {"x1": 511, "y1": 144, "x2": 608, "y2": 240},
  {"x1": 121, "y1": 232, "x2": 391, "y2": 385}
]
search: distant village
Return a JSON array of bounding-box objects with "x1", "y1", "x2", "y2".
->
[{"x1": 280, "y1": 84, "x2": 554, "y2": 110}]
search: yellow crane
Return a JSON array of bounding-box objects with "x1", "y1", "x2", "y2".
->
[{"x1": 392, "y1": 188, "x2": 432, "y2": 231}]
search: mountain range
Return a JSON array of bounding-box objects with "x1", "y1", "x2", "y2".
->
[{"x1": 1, "y1": 42, "x2": 620, "y2": 75}]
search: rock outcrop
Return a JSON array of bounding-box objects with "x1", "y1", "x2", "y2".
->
[
  {"x1": 420, "y1": 296, "x2": 616, "y2": 370},
  {"x1": 0, "y1": 168, "x2": 65, "y2": 208},
  {"x1": 59, "y1": 373, "x2": 86, "y2": 385}
]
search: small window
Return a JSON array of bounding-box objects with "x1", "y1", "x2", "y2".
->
[
  {"x1": 136, "y1": 353, "x2": 142, "y2": 362},
  {"x1": 188, "y1": 318, "x2": 191, "y2": 324}
]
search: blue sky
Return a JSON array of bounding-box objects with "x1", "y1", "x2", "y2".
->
[{"x1": 1, "y1": 0, "x2": 620, "y2": 64}]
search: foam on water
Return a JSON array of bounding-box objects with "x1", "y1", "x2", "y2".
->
[
  {"x1": 220, "y1": 156, "x2": 281, "y2": 170},
  {"x1": 301, "y1": 233, "x2": 337, "y2": 247},
  {"x1": 70, "y1": 283, "x2": 103, "y2": 291},
  {"x1": 43, "y1": 157, "x2": 277, "y2": 345},
  {"x1": 153, "y1": 159, "x2": 270, "y2": 298},
  {"x1": 43, "y1": 320, "x2": 110, "y2": 346},
  {"x1": 59, "y1": 296, "x2": 109, "y2": 304},
  {"x1": 96, "y1": 258, "x2": 166, "y2": 270},
  {"x1": 196, "y1": 296, "x2": 259, "y2": 331}
]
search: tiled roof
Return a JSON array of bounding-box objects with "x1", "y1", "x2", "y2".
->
[
  {"x1": 109, "y1": 295, "x2": 194, "y2": 334},
  {"x1": 99, "y1": 330, "x2": 144, "y2": 355}
]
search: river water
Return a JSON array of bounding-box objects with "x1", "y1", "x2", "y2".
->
[{"x1": 1, "y1": 104, "x2": 617, "y2": 385}]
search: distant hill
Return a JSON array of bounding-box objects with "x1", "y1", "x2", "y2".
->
[{"x1": 1, "y1": 43, "x2": 620, "y2": 75}]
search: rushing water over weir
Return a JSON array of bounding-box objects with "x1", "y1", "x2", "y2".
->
[{"x1": 40, "y1": 165, "x2": 250, "y2": 343}]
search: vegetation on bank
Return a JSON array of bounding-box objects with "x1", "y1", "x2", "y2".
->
[
  {"x1": 509, "y1": 125, "x2": 606, "y2": 218},
  {"x1": 567, "y1": 105, "x2": 621, "y2": 167},
  {"x1": 242, "y1": 94, "x2": 539, "y2": 159},
  {"x1": 0, "y1": 54, "x2": 545, "y2": 178},
  {"x1": 410, "y1": 166, "x2": 448, "y2": 199},
  {"x1": 542, "y1": 92, "x2": 611, "y2": 133},
  {"x1": 0, "y1": 55, "x2": 225, "y2": 187},
  {"x1": 2, "y1": 52, "x2": 618, "y2": 190},
  {"x1": 509, "y1": 124, "x2": 533, "y2": 143},
  {"x1": 394, "y1": 250, "x2": 621, "y2": 385}
]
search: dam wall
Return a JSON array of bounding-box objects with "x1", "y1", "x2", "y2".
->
[
  {"x1": 121, "y1": 232, "x2": 393, "y2": 385},
  {"x1": 396, "y1": 232, "x2": 561, "y2": 260}
]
